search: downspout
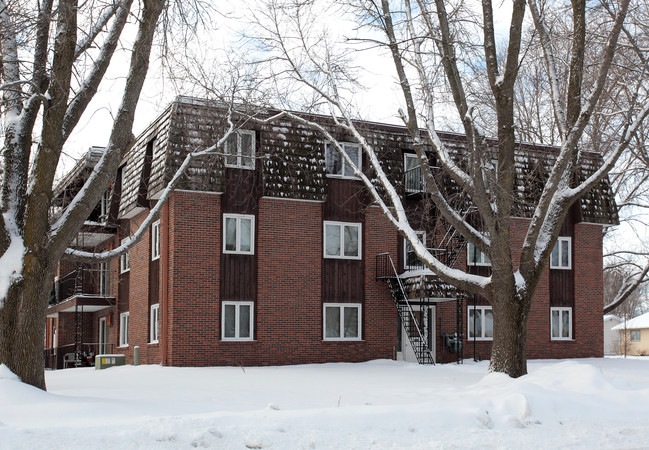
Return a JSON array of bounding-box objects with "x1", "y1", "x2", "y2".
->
[{"x1": 161, "y1": 200, "x2": 170, "y2": 365}]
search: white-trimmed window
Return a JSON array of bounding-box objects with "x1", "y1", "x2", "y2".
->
[
  {"x1": 225, "y1": 130, "x2": 255, "y2": 169},
  {"x1": 120, "y1": 239, "x2": 130, "y2": 273},
  {"x1": 404, "y1": 153, "x2": 423, "y2": 193},
  {"x1": 323, "y1": 303, "x2": 361, "y2": 340},
  {"x1": 404, "y1": 231, "x2": 425, "y2": 269},
  {"x1": 324, "y1": 221, "x2": 361, "y2": 259},
  {"x1": 631, "y1": 330, "x2": 641, "y2": 342},
  {"x1": 467, "y1": 242, "x2": 490, "y2": 266},
  {"x1": 550, "y1": 307, "x2": 572, "y2": 340},
  {"x1": 150, "y1": 304, "x2": 160, "y2": 343},
  {"x1": 325, "y1": 142, "x2": 361, "y2": 178},
  {"x1": 222, "y1": 301, "x2": 254, "y2": 341},
  {"x1": 223, "y1": 214, "x2": 255, "y2": 254},
  {"x1": 99, "y1": 262, "x2": 109, "y2": 295},
  {"x1": 119, "y1": 312, "x2": 129, "y2": 347},
  {"x1": 151, "y1": 220, "x2": 161, "y2": 261},
  {"x1": 100, "y1": 190, "x2": 110, "y2": 220},
  {"x1": 550, "y1": 237, "x2": 571, "y2": 269},
  {"x1": 468, "y1": 306, "x2": 494, "y2": 340}
]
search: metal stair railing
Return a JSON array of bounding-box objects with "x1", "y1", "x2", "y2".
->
[{"x1": 377, "y1": 252, "x2": 435, "y2": 365}]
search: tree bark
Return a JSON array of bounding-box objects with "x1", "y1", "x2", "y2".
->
[{"x1": 489, "y1": 291, "x2": 531, "y2": 377}]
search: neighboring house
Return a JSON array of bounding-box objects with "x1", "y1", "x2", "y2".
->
[
  {"x1": 603, "y1": 315, "x2": 622, "y2": 355},
  {"x1": 44, "y1": 97, "x2": 618, "y2": 369},
  {"x1": 612, "y1": 312, "x2": 649, "y2": 356}
]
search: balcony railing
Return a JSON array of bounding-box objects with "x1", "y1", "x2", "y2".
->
[
  {"x1": 404, "y1": 166, "x2": 424, "y2": 194},
  {"x1": 52, "y1": 265, "x2": 108, "y2": 305}
]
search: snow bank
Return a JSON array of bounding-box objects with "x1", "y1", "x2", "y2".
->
[{"x1": 1, "y1": 358, "x2": 648, "y2": 448}]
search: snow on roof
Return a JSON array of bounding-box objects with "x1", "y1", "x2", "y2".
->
[
  {"x1": 603, "y1": 314, "x2": 622, "y2": 322},
  {"x1": 612, "y1": 311, "x2": 649, "y2": 330}
]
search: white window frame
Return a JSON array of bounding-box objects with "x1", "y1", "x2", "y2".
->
[
  {"x1": 467, "y1": 242, "x2": 491, "y2": 266},
  {"x1": 99, "y1": 261, "x2": 109, "y2": 296},
  {"x1": 550, "y1": 236, "x2": 572, "y2": 269},
  {"x1": 150, "y1": 304, "x2": 160, "y2": 344},
  {"x1": 323, "y1": 303, "x2": 362, "y2": 341},
  {"x1": 325, "y1": 142, "x2": 362, "y2": 179},
  {"x1": 120, "y1": 239, "x2": 130, "y2": 273},
  {"x1": 151, "y1": 220, "x2": 161, "y2": 261},
  {"x1": 550, "y1": 307, "x2": 573, "y2": 340},
  {"x1": 119, "y1": 312, "x2": 129, "y2": 347},
  {"x1": 467, "y1": 306, "x2": 494, "y2": 340},
  {"x1": 323, "y1": 221, "x2": 362, "y2": 260},
  {"x1": 223, "y1": 214, "x2": 255, "y2": 255},
  {"x1": 100, "y1": 190, "x2": 110, "y2": 220},
  {"x1": 221, "y1": 301, "x2": 254, "y2": 341},
  {"x1": 404, "y1": 231, "x2": 425, "y2": 270},
  {"x1": 224, "y1": 129, "x2": 256, "y2": 169},
  {"x1": 404, "y1": 153, "x2": 423, "y2": 193},
  {"x1": 630, "y1": 330, "x2": 641, "y2": 342}
]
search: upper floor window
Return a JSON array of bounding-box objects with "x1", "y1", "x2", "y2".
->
[
  {"x1": 468, "y1": 306, "x2": 493, "y2": 340},
  {"x1": 120, "y1": 239, "x2": 130, "y2": 273},
  {"x1": 467, "y1": 242, "x2": 490, "y2": 266},
  {"x1": 224, "y1": 214, "x2": 255, "y2": 255},
  {"x1": 151, "y1": 220, "x2": 160, "y2": 261},
  {"x1": 324, "y1": 221, "x2": 361, "y2": 259},
  {"x1": 404, "y1": 231, "x2": 425, "y2": 270},
  {"x1": 99, "y1": 262, "x2": 109, "y2": 295},
  {"x1": 550, "y1": 307, "x2": 572, "y2": 340},
  {"x1": 323, "y1": 303, "x2": 361, "y2": 340},
  {"x1": 325, "y1": 142, "x2": 361, "y2": 179},
  {"x1": 404, "y1": 153, "x2": 423, "y2": 193},
  {"x1": 225, "y1": 130, "x2": 255, "y2": 169},
  {"x1": 550, "y1": 236, "x2": 571, "y2": 269},
  {"x1": 222, "y1": 301, "x2": 254, "y2": 341},
  {"x1": 100, "y1": 190, "x2": 110, "y2": 220}
]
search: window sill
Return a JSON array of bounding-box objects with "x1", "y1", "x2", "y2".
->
[
  {"x1": 550, "y1": 338, "x2": 574, "y2": 341},
  {"x1": 223, "y1": 251, "x2": 255, "y2": 256},
  {"x1": 323, "y1": 338, "x2": 364, "y2": 342},
  {"x1": 549, "y1": 266, "x2": 572, "y2": 270},
  {"x1": 324, "y1": 255, "x2": 362, "y2": 261},
  {"x1": 326, "y1": 174, "x2": 360, "y2": 180},
  {"x1": 221, "y1": 339, "x2": 256, "y2": 342},
  {"x1": 117, "y1": 345, "x2": 129, "y2": 348},
  {"x1": 225, "y1": 165, "x2": 255, "y2": 171},
  {"x1": 467, "y1": 338, "x2": 493, "y2": 341},
  {"x1": 148, "y1": 341, "x2": 159, "y2": 346}
]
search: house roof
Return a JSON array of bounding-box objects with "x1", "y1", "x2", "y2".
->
[
  {"x1": 612, "y1": 312, "x2": 649, "y2": 330},
  {"x1": 114, "y1": 96, "x2": 618, "y2": 225}
]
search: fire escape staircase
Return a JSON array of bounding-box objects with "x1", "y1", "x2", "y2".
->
[{"x1": 377, "y1": 253, "x2": 435, "y2": 365}]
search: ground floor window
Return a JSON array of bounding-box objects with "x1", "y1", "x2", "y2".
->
[
  {"x1": 323, "y1": 303, "x2": 361, "y2": 340},
  {"x1": 222, "y1": 301, "x2": 254, "y2": 340},
  {"x1": 551, "y1": 307, "x2": 572, "y2": 340},
  {"x1": 468, "y1": 305, "x2": 493, "y2": 340},
  {"x1": 119, "y1": 312, "x2": 129, "y2": 347},
  {"x1": 150, "y1": 304, "x2": 160, "y2": 343},
  {"x1": 631, "y1": 330, "x2": 641, "y2": 342}
]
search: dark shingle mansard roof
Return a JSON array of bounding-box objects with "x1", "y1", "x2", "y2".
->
[{"x1": 115, "y1": 96, "x2": 618, "y2": 226}]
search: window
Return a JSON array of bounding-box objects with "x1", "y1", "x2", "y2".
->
[
  {"x1": 325, "y1": 142, "x2": 361, "y2": 178},
  {"x1": 99, "y1": 262, "x2": 109, "y2": 295},
  {"x1": 100, "y1": 190, "x2": 110, "y2": 220},
  {"x1": 225, "y1": 130, "x2": 255, "y2": 169},
  {"x1": 404, "y1": 231, "x2": 425, "y2": 270},
  {"x1": 150, "y1": 304, "x2": 160, "y2": 343},
  {"x1": 468, "y1": 306, "x2": 494, "y2": 340},
  {"x1": 324, "y1": 221, "x2": 361, "y2": 259},
  {"x1": 223, "y1": 214, "x2": 255, "y2": 254},
  {"x1": 467, "y1": 242, "x2": 490, "y2": 266},
  {"x1": 120, "y1": 239, "x2": 130, "y2": 273},
  {"x1": 404, "y1": 153, "x2": 423, "y2": 193},
  {"x1": 222, "y1": 301, "x2": 254, "y2": 340},
  {"x1": 323, "y1": 303, "x2": 361, "y2": 340},
  {"x1": 550, "y1": 307, "x2": 572, "y2": 340},
  {"x1": 631, "y1": 330, "x2": 641, "y2": 342},
  {"x1": 119, "y1": 312, "x2": 129, "y2": 347},
  {"x1": 550, "y1": 237, "x2": 571, "y2": 269},
  {"x1": 151, "y1": 220, "x2": 160, "y2": 261}
]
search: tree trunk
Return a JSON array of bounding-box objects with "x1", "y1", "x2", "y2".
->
[
  {"x1": 0, "y1": 254, "x2": 52, "y2": 389},
  {"x1": 488, "y1": 292, "x2": 531, "y2": 378}
]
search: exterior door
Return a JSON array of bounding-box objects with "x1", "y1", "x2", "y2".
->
[
  {"x1": 98, "y1": 317, "x2": 107, "y2": 355},
  {"x1": 398, "y1": 305, "x2": 436, "y2": 363}
]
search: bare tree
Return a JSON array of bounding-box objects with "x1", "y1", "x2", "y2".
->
[
  {"x1": 0, "y1": 0, "x2": 170, "y2": 390},
  {"x1": 248, "y1": 0, "x2": 649, "y2": 377}
]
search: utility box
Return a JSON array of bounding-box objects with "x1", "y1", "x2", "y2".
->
[{"x1": 95, "y1": 354, "x2": 126, "y2": 370}]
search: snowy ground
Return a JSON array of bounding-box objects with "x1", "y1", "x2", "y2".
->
[{"x1": 1, "y1": 358, "x2": 649, "y2": 449}]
